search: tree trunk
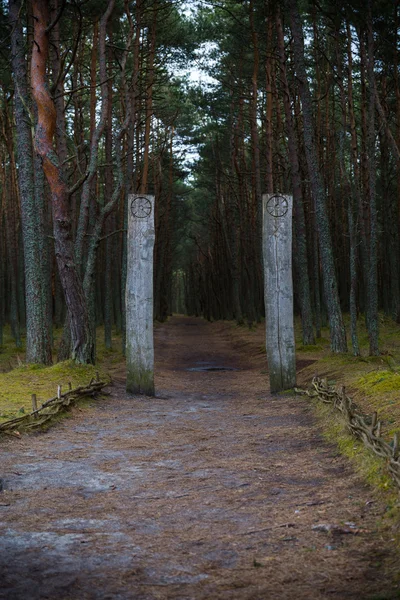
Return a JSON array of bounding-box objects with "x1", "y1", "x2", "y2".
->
[
  {"x1": 335, "y1": 23, "x2": 360, "y2": 356},
  {"x1": 276, "y1": 10, "x2": 314, "y2": 345},
  {"x1": 365, "y1": 6, "x2": 379, "y2": 355},
  {"x1": 140, "y1": 1, "x2": 157, "y2": 194},
  {"x1": 288, "y1": 0, "x2": 347, "y2": 353},
  {"x1": 75, "y1": 2, "x2": 115, "y2": 271},
  {"x1": 31, "y1": 0, "x2": 93, "y2": 363},
  {"x1": 121, "y1": 0, "x2": 141, "y2": 353},
  {"x1": 9, "y1": 0, "x2": 52, "y2": 363},
  {"x1": 104, "y1": 30, "x2": 114, "y2": 350},
  {"x1": 265, "y1": 19, "x2": 274, "y2": 194}
]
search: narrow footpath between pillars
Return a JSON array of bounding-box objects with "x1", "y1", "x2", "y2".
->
[{"x1": 0, "y1": 316, "x2": 398, "y2": 599}]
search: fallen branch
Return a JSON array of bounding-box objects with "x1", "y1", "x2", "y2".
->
[{"x1": 295, "y1": 377, "x2": 400, "y2": 490}]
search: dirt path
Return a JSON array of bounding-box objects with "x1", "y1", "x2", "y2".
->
[{"x1": 0, "y1": 317, "x2": 398, "y2": 599}]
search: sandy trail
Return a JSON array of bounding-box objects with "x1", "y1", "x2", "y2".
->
[{"x1": 0, "y1": 316, "x2": 398, "y2": 599}]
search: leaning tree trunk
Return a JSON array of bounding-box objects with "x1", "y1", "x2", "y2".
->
[
  {"x1": 75, "y1": 0, "x2": 114, "y2": 271},
  {"x1": 31, "y1": 0, "x2": 93, "y2": 364},
  {"x1": 288, "y1": 0, "x2": 347, "y2": 353}
]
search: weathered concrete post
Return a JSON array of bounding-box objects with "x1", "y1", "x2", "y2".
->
[
  {"x1": 126, "y1": 195, "x2": 155, "y2": 396},
  {"x1": 262, "y1": 194, "x2": 296, "y2": 393}
]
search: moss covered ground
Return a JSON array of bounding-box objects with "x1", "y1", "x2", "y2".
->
[
  {"x1": 2, "y1": 314, "x2": 400, "y2": 492},
  {"x1": 295, "y1": 316, "x2": 400, "y2": 506},
  {"x1": 0, "y1": 326, "x2": 122, "y2": 424},
  {"x1": 222, "y1": 313, "x2": 400, "y2": 515},
  {"x1": 295, "y1": 314, "x2": 400, "y2": 441}
]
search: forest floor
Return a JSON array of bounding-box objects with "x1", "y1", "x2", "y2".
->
[{"x1": 1, "y1": 316, "x2": 400, "y2": 599}]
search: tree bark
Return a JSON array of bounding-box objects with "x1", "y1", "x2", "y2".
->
[
  {"x1": 121, "y1": 0, "x2": 140, "y2": 352},
  {"x1": 75, "y1": 0, "x2": 115, "y2": 270},
  {"x1": 104, "y1": 38, "x2": 114, "y2": 350},
  {"x1": 31, "y1": 0, "x2": 93, "y2": 363},
  {"x1": 265, "y1": 19, "x2": 274, "y2": 194},
  {"x1": 288, "y1": 0, "x2": 347, "y2": 353},
  {"x1": 335, "y1": 23, "x2": 360, "y2": 356},
  {"x1": 0, "y1": 144, "x2": 21, "y2": 348},
  {"x1": 140, "y1": 1, "x2": 157, "y2": 194},
  {"x1": 365, "y1": 5, "x2": 379, "y2": 355},
  {"x1": 9, "y1": 0, "x2": 53, "y2": 362},
  {"x1": 276, "y1": 10, "x2": 315, "y2": 346}
]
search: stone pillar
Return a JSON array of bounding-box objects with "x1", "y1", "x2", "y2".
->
[
  {"x1": 262, "y1": 194, "x2": 296, "y2": 392},
  {"x1": 126, "y1": 195, "x2": 155, "y2": 396}
]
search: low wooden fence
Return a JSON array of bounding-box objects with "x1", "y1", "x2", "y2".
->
[
  {"x1": 0, "y1": 373, "x2": 109, "y2": 436},
  {"x1": 296, "y1": 377, "x2": 400, "y2": 490}
]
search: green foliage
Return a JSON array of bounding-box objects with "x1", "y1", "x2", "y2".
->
[{"x1": 155, "y1": 3, "x2": 197, "y2": 63}]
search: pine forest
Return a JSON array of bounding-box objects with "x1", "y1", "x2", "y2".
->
[{"x1": 1, "y1": 1, "x2": 400, "y2": 597}]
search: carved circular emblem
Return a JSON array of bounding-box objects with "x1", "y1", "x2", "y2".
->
[
  {"x1": 131, "y1": 196, "x2": 152, "y2": 219},
  {"x1": 266, "y1": 194, "x2": 288, "y2": 218}
]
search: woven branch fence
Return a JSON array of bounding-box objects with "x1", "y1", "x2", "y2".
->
[
  {"x1": 295, "y1": 377, "x2": 400, "y2": 490},
  {"x1": 0, "y1": 373, "x2": 109, "y2": 436}
]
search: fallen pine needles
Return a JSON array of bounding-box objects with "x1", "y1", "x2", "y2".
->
[{"x1": 295, "y1": 377, "x2": 400, "y2": 490}]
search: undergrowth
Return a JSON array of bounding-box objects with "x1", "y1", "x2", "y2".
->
[
  {"x1": 3, "y1": 312, "x2": 400, "y2": 510},
  {"x1": 0, "y1": 325, "x2": 25, "y2": 373},
  {"x1": 312, "y1": 400, "x2": 400, "y2": 542},
  {"x1": 296, "y1": 317, "x2": 400, "y2": 537},
  {"x1": 295, "y1": 314, "x2": 400, "y2": 439},
  {"x1": 224, "y1": 312, "x2": 400, "y2": 527},
  {"x1": 0, "y1": 361, "x2": 109, "y2": 424},
  {"x1": 0, "y1": 326, "x2": 120, "y2": 424}
]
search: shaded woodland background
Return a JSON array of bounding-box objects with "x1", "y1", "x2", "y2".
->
[{"x1": 0, "y1": 0, "x2": 399, "y2": 364}]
